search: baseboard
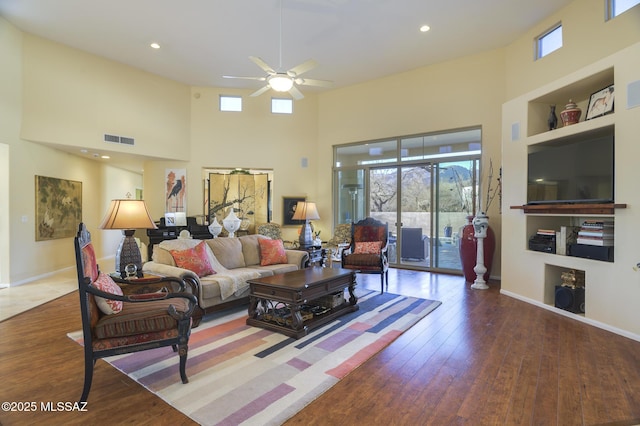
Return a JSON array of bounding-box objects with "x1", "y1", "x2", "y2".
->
[
  {"x1": 8, "y1": 255, "x2": 114, "y2": 287},
  {"x1": 500, "y1": 289, "x2": 640, "y2": 343}
]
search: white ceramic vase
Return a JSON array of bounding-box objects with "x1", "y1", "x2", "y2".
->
[
  {"x1": 223, "y1": 209, "x2": 242, "y2": 237},
  {"x1": 208, "y1": 217, "x2": 223, "y2": 238}
]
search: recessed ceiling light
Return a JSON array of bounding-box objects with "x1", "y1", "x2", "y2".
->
[
  {"x1": 150, "y1": 42, "x2": 161, "y2": 49},
  {"x1": 80, "y1": 149, "x2": 88, "y2": 153},
  {"x1": 101, "y1": 155, "x2": 110, "y2": 159},
  {"x1": 420, "y1": 25, "x2": 431, "y2": 33}
]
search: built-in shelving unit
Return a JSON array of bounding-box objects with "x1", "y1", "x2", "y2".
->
[
  {"x1": 500, "y1": 42, "x2": 640, "y2": 340},
  {"x1": 510, "y1": 203, "x2": 626, "y2": 215}
]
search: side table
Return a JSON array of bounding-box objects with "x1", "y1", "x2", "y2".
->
[
  {"x1": 295, "y1": 246, "x2": 327, "y2": 267},
  {"x1": 109, "y1": 272, "x2": 175, "y2": 295}
]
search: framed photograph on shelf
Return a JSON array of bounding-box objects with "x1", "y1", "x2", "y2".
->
[
  {"x1": 283, "y1": 196, "x2": 305, "y2": 226},
  {"x1": 586, "y1": 85, "x2": 614, "y2": 120}
]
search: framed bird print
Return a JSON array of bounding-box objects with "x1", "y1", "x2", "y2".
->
[
  {"x1": 165, "y1": 168, "x2": 186, "y2": 213},
  {"x1": 35, "y1": 175, "x2": 82, "y2": 241}
]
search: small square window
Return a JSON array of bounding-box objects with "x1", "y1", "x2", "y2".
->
[
  {"x1": 271, "y1": 98, "x2": 293, "y2": 114},
  {"x1": 535, "y1": 24, "x2": 562, "y2": 60},
  {"x1": 220, "y1": 95, "x2": 242, "y2": 112},
  {"x1": 607, "y1": 0, "x2": 640, "y2": 19}
]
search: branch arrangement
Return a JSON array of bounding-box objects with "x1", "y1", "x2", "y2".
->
[{"x1": 483, "y1": 159, "x2": 501, "y2": 214}]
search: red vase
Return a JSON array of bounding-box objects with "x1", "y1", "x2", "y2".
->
[{"x1": 458, "y1": 215, "x2": 496, "y2": 283}]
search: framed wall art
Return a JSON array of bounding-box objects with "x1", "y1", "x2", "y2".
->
[
  {"x1": 165, "y1": 168, "x2": 187, "y2": 213},
  {"x1": 283, "y1": 196, "x2": 305, "y2": 226},
  {"x1": 586, "y1": 85, "x2": 614, "y2": 120},
  {"x1": 35, "y1": 175, "x2": 82, "y2": 241}
]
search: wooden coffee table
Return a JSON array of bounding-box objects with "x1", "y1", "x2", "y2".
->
[{"x1": 246, "y1": 267, "x2": 358, "y2": 339}]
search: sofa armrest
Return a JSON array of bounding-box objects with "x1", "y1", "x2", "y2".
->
[
  {"x1": 285, "y1": 249, "x2": 309, "y2": 269},
  {"x1": 142, "y1": 262, "x2": 200, "y2": 295}
]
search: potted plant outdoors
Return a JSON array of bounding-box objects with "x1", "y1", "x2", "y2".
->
[{"x1": 459, "y1": 159, "x2": 501, "y2": 288}]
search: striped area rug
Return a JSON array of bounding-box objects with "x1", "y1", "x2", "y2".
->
[{"x1": 72, "y1": 290, "x2": 440, "y2": 425}]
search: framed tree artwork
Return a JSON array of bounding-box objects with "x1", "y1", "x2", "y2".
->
[{"x1": 35, "y1": 175, "x2": 82, "y2": 241}]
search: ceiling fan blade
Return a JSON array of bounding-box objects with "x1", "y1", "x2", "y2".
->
[
  {"x1": 223, "y1": 75, "x2": 267, "y2": 81},
  {"x1": 295, "y1": 78, "x2": 333, "y2": 88},
  {"x1": 250, "y1": 85, "x2": 271, "y2": 97},
  {"x1": 249, "y1": 56, "x2": 275, "y2": 74},
  {"x1": 289, "y1": 85, "x2": 305, "y2": 100},
  {"x1": 287, "y1": 59, "x2": 318, "y2": 77}
]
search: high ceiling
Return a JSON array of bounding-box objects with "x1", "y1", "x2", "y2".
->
[
  {"x1": 1, "y1": 0, "x2": 573, "y2": 90},
  {"x1": 0, "y1": 0, "x2": 574, "y2": 172}
]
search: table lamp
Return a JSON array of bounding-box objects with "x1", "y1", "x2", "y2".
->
[
  {"x1": 99, "y1": 198, "x2": 157, "y2": 278},
  {"x1": 291, "y1": 201, "x2": 320, "y2": 247}
]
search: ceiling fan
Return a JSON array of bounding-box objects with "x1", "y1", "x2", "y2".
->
[{"x1": 222, "y1": 0, "x2": 332, "y2": 100}]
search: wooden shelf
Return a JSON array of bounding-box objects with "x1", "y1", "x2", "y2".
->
[{"x1": 510, "y1": 203, "x2": 626, "y2": 215}]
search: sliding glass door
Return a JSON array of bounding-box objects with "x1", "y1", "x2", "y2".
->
[{"x1": 333, "y1": 128, "x2": 481, "y2": 274}]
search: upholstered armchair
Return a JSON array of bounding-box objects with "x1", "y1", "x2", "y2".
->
[
  {"x1": 326, "y1": 223, "x2": 352, "y2": 247},
  {"x1": 257, "y1": 222, "x2": 282, "y2": 240},
  {"x1": 325, "y1": 223, "x2": 353, "y2": 260},
  {"x1": 74, "y1": 223, "x2": 197, "y2": 402},
  {"x1": 341, "y1": 217, "x2": 389, "y2": 293}
]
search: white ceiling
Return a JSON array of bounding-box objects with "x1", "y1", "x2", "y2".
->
[{"x1": 0, "y1": 0, "x2": 573, "y2": 171}]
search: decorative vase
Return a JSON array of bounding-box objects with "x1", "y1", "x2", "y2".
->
[
  {"x1": 223, "y1": 209, "x2": 242, "y2": 237},
  {"x1": 560, "y1": 99, "x2": 581, "y2": 126},
  {"x1": 458, "y1": 214, "x2": 495, "y2": 284},
  {"x1": 548, "y1": 105, "x2": 558, "y2": 130},
  {"x1": 208, "y1": 217, "x2": 222, "y2": 238}
]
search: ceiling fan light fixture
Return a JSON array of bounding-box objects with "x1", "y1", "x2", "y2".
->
[{"x1": 268, "y1": 75, "x2": 293, "y2": 92}]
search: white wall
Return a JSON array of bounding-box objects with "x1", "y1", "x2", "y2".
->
[
  {"x1": 143, "y1": 86, "x2": 321, "y2": 243},
  {"x1": 20, "y1": 34, "x2": 191, "y2": 162},
  {"x1": 0, "y1": 17, "x2": 144, "y2": 283}
]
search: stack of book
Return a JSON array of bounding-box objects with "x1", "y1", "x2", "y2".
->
[
  {"x1": 536, "y1": 229, "x2": 556, "y2": 237},
  {"x1": 576, "y1": 220, "x2": 614, "y2": 246}
]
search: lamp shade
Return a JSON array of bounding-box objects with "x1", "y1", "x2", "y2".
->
[
  {"x1": 291, "y1": 201, "x2": 320, "y2": 221},
  {"x1": 99, "y1": 199, "x2": 157, "y2": 278},
  {"x1": 99, "y1": 199, "x2": 157, "y2": 230},
  {"x1": 291, "y1": 201, "x2": 320, "y2": 248}
]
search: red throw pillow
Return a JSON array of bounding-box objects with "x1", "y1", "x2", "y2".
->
[
  {"x1": 170, "y1": 241, "x2": 216, "y2": 277},
  {"x1": 93, "y1": 272, "x2": 124, "y2": 315},
  {"x1": 259, "y1": 238, "x2": 288, "y2": 266},
  {"x1": 354, "y1": 241, "x2": 382, "y2": 255}
]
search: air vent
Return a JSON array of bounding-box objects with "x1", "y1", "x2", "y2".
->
[{"x1": 104, "y1": 133, "x2": 135, "y2": 146}]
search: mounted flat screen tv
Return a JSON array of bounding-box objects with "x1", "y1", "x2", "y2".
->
[{"x1": 527, "y1": 127, "x2": 614, "y2": 204}]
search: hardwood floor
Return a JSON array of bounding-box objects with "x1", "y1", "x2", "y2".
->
[{"x1": 1, "y1": 269, "x2": 639, "y2": 425}]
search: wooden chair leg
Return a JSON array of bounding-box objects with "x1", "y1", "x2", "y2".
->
[
  {"x1": 80, "y1": 358, "x2": 95, "y2": 403},
  {"x1": 178, "y1": 344, "x2": 189, "y2": 384}
]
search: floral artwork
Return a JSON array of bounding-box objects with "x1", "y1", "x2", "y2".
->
[{"x1": 35, "y1": 175, "x2": 82, "y2": 241}]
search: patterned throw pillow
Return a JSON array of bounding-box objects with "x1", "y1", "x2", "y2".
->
[
  {"x1": 354, "y1": 241, "x2": 382, "y2": 255},
  {"x1": 258, "y1": 238, "x2": 288, "y2": 266},
  {"x1": 82, "y1": 243, "x2": 99, "y2": 283},
  {"x1": 170, "y1": 240, "x2": 216, "y2": 277},
  {"x1": 93, "y1": 272, "x2": 124, "y2": 315}
]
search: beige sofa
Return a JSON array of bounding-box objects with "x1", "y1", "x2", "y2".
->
[{"x1": 142, "y1": 234, "x2": 308, "y2": 325}]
